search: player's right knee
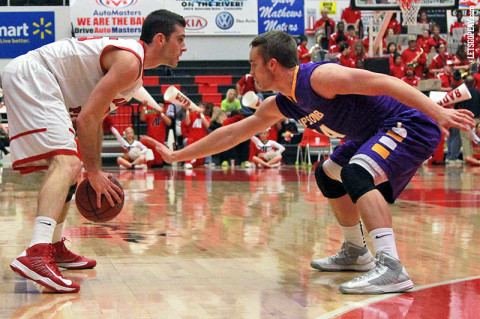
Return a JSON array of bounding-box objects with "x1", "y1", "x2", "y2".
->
[
  {"x1": 340, "y1": 163, "x2": 376, "y2": 203},
  {"x1": 314, "y1": 163, "x2": 347, "y2": 198}
]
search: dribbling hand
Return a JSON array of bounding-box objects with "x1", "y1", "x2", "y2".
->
[{"x1": 87, "y1": 171, "x2": 123, "y2": 208}]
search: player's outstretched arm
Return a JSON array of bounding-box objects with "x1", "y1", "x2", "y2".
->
[
  {"x1": 146, "y1": 96, "x2": 284, "y2": 163},
  {"x1": 311, "y1": 63, "x2": 475, "y2": 136}
]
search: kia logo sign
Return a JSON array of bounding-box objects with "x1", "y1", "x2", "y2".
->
[
  {"x1": 216, "y1": 12, "x2": 234, "y2": 30},
  {"x1": 96, "y1": 0, "x2": 138, "y2": 8},
  {"x1": 185, "y1": 16, "x2": 207, "y2": 30}
]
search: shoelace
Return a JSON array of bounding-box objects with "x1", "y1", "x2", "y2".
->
[
  {"x1": 45, "y1": 245, "x2": 63, "y2": 277},
  {"x1": 353, "y1": 259, "x2": 383, "y2": 281}
]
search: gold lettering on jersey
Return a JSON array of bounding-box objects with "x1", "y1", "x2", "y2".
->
[
  {"x1": 298, "y1": 110, "x2": 324, "y2": 127},
  {"x1": 318, "y1": 125, "x2": 345, "y2": 138}
]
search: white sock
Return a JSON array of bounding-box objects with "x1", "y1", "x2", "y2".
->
[
  {"x1": 52, "y1": 221, "x2": 65, "y2": 244},
  {"x1": 29, "y1": 216, "x2": 56, "y2": 247},
  {"x1": 369, "y1": 228, "x2": 399, "y2": 260},
  {"x1": 341, "y1": 222, "x2": 365, "y2": 247}
]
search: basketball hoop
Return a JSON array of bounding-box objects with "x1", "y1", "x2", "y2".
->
[{"x1": 399, "y1": 0, "x2": 422, "y2": 26}]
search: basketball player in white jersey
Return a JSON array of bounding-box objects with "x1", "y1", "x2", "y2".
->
[{"x1": 1, "y1": 10, "x2": 186, "y2": 293}]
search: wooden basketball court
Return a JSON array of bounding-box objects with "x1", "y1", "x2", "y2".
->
[{"x1": 1, "y1": 164, "x2": 479, "y2": 318}]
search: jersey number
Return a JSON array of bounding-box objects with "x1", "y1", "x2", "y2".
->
[{"x1": 318, "y1": 125, "x2": 345, "y2": 138}]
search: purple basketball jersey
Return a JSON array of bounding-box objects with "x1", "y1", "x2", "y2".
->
[{"x1": 275, "y1": 62, "x2": 441, "y2": 202}]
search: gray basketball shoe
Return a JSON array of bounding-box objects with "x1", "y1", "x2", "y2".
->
[
  {"x1": 339, "y1": 251, "x2": 414, "y2": 294},
  {"x1": 310, "y1": 242, "x2": 375, "y2": 272}
]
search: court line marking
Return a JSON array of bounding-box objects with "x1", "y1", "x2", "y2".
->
[{"x1": 315, "y1": 275, "x2": 480, "y2": 319}]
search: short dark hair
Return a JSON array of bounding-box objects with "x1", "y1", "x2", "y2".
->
[
  {"x1": 140, "y1": 10, "x2": 186, "y2": 44},
  {"x1": 336, "y1": 34, "x2": 347, "y2": 44},
  {"x1": 340, "y1": 43, "x2": 350, "y2": 52},
  {"x1": 298, "y1": 34, "x2": 308, "y2": 43},
  {"x1": 347, "y1": 25, "x2": 355, "y2": 31},
  {"x1": 250, "y1": 31, "x2": 299, "y2": 68}
]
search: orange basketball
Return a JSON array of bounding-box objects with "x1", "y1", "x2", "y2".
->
[{"x1": 75, "y1": 178, "x2": 124, "y2": 222}]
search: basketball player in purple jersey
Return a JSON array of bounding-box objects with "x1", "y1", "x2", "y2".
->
[
  {"x1": 148, "y1": 31, "x2": 474, "y2": 294},
  {"x1": 1, "y1": 10, "x2": 187, "y2": 293}
]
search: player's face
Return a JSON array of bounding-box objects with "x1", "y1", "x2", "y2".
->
[
  {"x1": 249, "y1": 47, "x2": 273, "y2": 91},
  {"x1": 162, "y1": 25, "x2": 187, "y2": 67}
]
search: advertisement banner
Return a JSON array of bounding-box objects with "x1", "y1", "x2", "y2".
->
[
  {"x1": 258, "y1": 0, "x2": 305, "y2": 35},
  {"x1": 169, "y1": 0, "x2": 258, "y2": 35},
  {"x1": 0, "y1": 12, "x2": 55, "y2": 58},
  {"x1": 71, "y1": 0, "x2": 258, "y2": 37},
  {"x1": 70, "y1": 0, "x2": 164, "y2": 37}
]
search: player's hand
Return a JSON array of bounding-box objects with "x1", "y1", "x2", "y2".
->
[
  {"x1": 88, "y1": 171, "x2": 123, "y2": 208},
  {"x1": 141, "y1": 136, "x2": 175, "y2": 163},
  {"x1": 436, "y1": 108, "x2": 475, "y2": 137}
]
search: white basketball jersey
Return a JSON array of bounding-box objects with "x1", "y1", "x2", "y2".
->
[{"x1": 27, "y1": 37, "x2": 145, "y2": 118}]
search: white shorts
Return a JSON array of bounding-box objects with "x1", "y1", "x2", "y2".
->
[{"x1": 1, "y1": 54, "x2": 77, "y2": 173}]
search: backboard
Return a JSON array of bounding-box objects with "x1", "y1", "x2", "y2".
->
[{"x1": 351, "y1": 0, "x2": 459, "y2": 11}]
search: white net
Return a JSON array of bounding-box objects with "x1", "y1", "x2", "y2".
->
[{"x1": 401, "y1": 1, "x2": 421, "y2": 26}]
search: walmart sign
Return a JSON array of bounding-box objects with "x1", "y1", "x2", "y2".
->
[{"x1": 0, "y1": 12, "x2": 55, "y2": 58}]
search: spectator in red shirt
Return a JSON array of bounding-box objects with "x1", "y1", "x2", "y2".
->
[
  {"x1": 341, "y1": 6, "x2": 361, "y2": 30},
  {"x1": 390, "y1": 54, "x2": 405, "y2": 79},
  {"x1": 417, "y1": 29, "x2": 431, "y2": 53},
  {"x1": 401, "y1": 66, "x2": 421, "y2": 87},
  {"x1": 337, "y1": 43, "x2": 355, "y2": 68},
  {"x1": 297, "y1": 34, "x2": 311, "y2": 64},
  {"x1": 418, "y1": 10, "x2": 430, "y2": 26},
  {"x1": 314, "y1": 8, "x2": 335, "y2": 49},
  {"x1": 387, "y1": 13, "x2": 401, "y2": 34},
  {"x1": 329, "y1": 22, "x2": 346, "y2": 47},
  {"x1": 362, "y1": 32, "x2": 386, "y2": 55},
  {"x1": 139, "y1": 101, "x2": 172, "y2": 168},
  {"x1": 183, "y1": 104, "x2": 210, "y2": 168},
  {"x1": 427, "y1": 24, "x2": 446, "y2": 51},
  {"x1": 387, "y1": 42, "x2": 398, "y2": 66},
  {"x1": 346, "y1": 25, "x2": 359, "y2": 47},
  {"x1": 436, "y1": 60, "x2": 454, "y2": 92},
  {"x1": 351, "y1": 39, "x2": 368, "y2": 61},
  {"x1": 236, "y1": 73, "x2": 260, "y2": 100},
  {"x1": 450, "y1": 10, "x2": 466, "y2": 35},
  {"x1": 401, "y1": 35, "x2": 426, "y2": 78},
  {"x1": 474, "y1": 67, "x2": 480, "y2": 92},
  {"x1": 454, "y1": 44, "x2": 470, "y2": 74},
  {"x1": 461, "y1": 24, "x2": 479, "y2": 48},
  {"x1": 329, "y1": 34, "x2": 347, "y2": 53},
  {"x1": 429, "y1": 42, "x2": 454, "y2": 78}
]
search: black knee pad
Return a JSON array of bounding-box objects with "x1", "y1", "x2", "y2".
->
[
  {"x1": 315, "y1": 164, "x2": 347, "y2": 199},
  {"x1": 340, "y1": 164, "x2": 376, "y2": 203},
  {"x1": 65, "y1": 183, "x2": 77, "y2": 203}
]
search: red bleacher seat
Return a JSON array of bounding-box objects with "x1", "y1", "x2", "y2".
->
[
  {"x1": 202, "y1": 93, "x2": 222, "y2": 104},
  {"x1": 143, "y1": 76, "x2": 159, "y2": 86},
  {"x1": 161, "y1": 84, "x2": 181, "y2": 94},
  {"x1": 198, "y1": 84, "x2": 218, "y2": 94},
  {"x1": 195, "y1": 75, "x2": 232, "y2": 85}
]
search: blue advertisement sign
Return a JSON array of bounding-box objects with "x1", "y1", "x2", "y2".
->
[
  {"x1": 0, "y1": 12, "x2": 55, "y2": 58},
  {"x1": 258, "y1": 0, "x2": 304, "y2": 36}
]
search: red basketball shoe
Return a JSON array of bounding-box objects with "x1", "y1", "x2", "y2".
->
[
  {"x1": 10, "y1": 243, "x2": 80, "y2": 293},
  {"x1": 53, "y1": 238, "x2": 96, "y2": 270}
]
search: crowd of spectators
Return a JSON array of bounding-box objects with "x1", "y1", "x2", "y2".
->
[{"x1": 295, "y1": 6, "x2": 480, "y2": 165}]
